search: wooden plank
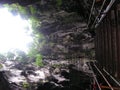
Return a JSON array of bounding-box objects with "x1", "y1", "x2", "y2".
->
[
  {"x1": 106, "y1": 13, "x2": 113, "y2": 74},
  {"x1": 110, "y1": 10, "x2": 118, "y2": 76},
  {"x1": 116, "y1": 5, "x2": 120, "y2": 79}
]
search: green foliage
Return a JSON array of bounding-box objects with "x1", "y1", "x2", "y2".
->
[
  {"x1": 28, "y1": 33, "x2": 45, "y2": 58},
  {"x1": 0, "y1": 50, "x2": 29, "y2": 63},
  {"x1": 3, "y1": 3, "x2": 28, "y2": 17},
  {"x1": 35, "y1": 54, "x2": 43, "y2": 67},
  {"x1": 3, "y1": 3, "x2": 40, "y2": 29},
  {"x1": 29, "y1": 5, "x2": 37, "y2": 15},
  {"x1": 28, "y1": 48, "x2": 38, "y2": 58},
  {"x1": 52, "y1": 64, "x2": 61, "y2": 68},
  {"x1": 0, "y1": 53, "x2": 6, "y2": 61},
  {"x1": 18, "y1": 6, "x2": 28, "y2": 18},
  {"x1": 6, "y1": 51, "x2": 15, "y2": 60},
  {"x1": 3, "y1": 3, "x2": 45, "y2": 62},
  {"x1": 28, "y1": 33, "x2": 44, "y2": 64},
  {"x1": 15, "y1": 50, "x2": 28, "y2": 63},
  {"x1": 22, "y1": 82, "x2": 29, "y2": 88},
  {"x1": 56, "y1": 0, "x2": 62, "y2": 6},
  {"x1": 28, "y1": 16, "x2": 40, "y2": 30},
  {"x1": 0, "y1": 63, "x2": 3, "y2": 69}
]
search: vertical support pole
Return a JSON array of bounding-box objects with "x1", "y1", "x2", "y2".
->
[
  {"x1": 95, "y1": 27, "x2": 98, "y2": 62},
  {"x1": 115, "y1": 5, "x2": 120, "y2": 79},
  {"x1": 106, "y1": 14, "x2": 113, "y2": 74},
  {"x1": 98, "y1": 23, "x2": 103, "y2": 67},
  {"x1": 96, "y1": 26, "x2": 100, "y2": 65},
  {"x1": 104, "y1": 17, "x2": 109, "y2": 70},
  {"x1": 110, "y1": 10, "x2": 118, "y2": 76},
  {"x1": 102, "y1": 21, "x2": 106, "y2": 68}
]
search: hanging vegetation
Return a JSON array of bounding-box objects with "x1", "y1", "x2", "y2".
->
[{"x1": 1, "y1": 3, "x2": 45, "y2": 65}]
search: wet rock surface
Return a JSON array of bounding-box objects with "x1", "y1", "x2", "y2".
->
[
  {"x1": 0, "y1": 0, "x2": 97, "y2": 90},
  {"x1": 0, "y1": 59, "x2": 93, "y2": 90},
  {"x1": 37, "y1": 64, "x2": 92, "y2": 90}
]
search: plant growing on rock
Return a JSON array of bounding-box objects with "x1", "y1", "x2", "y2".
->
[
  {"x1": 22, "y1": 82, "x2": 29, "y2": 88},
  {"x1": 35, "y1": 54, "x2": 43, "y2": 67}
]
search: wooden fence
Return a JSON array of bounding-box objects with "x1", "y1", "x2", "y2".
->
[{"x1": 95, "y1": 3, "x2": 120, "y2": 79}]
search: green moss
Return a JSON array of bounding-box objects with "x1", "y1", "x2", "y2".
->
[
  {"x1": 22, "y1": 82, "x2": 29, "y2": 88},
  {"x1": 35, "y1": 54, "x2": 43, "y2": 67},
  {"x1": 0, "y1": 64, "x2": 3, "y2": 69}
]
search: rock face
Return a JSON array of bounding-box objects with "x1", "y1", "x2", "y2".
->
[
  {"x1": 0, "y1": 72, "x2": 11, "y2": 90},
  {"x1": 0, "y1": 0, "x2": 95, "y2": 60},
  {"x1": 41, "y1": 12, "x2": 94, "y2": 60},
  {"x1": 38, "y1": 9, "x2": 95, "y2": 59},
  {"x1": 0, "y1": 60, "x2": 68, "y2": 90},
  {"x1": 69, "y1": 65, "x2": 92, "y2": 90},
  {"x1": 37, "y1": 64, "x2": 92, "y2": 90},
  {"x1": 0, "y1": 59, "x2": 93, "y2": 90},
  {"x1": 0, "y1": 1, "x2": 95, "y2": 90}
]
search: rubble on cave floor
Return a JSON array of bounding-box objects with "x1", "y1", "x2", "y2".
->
[{"x1": 0, "y1": 59, "x2": 93, "y2": 90}]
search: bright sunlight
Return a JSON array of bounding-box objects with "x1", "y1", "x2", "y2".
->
[{"x1": 0, "y1": 8, "x2": 33, "y2": 53}]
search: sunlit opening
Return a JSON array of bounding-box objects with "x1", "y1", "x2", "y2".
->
[{"x1": 0, "y1": 8, "x2": 33, "y2": 53}]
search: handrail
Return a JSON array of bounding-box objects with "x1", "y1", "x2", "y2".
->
[
  {"x1": 88, "y1": 62, "x2": 101, "y2": 90},
  {"x1": 94, "y1": 64, "x2": 114, "y2": 90},
  {"x1": 91, "y1": 0, "x2": 107, "y2": 28},
  {"x1": 87, "y1": 0, "x2": 96, "y2": 28},
  {"x1": 103, "y1": 68, "x2": 120, "y2": 87},
  {"x1": 95, "y1": 0, "x2": 116, "y2": 28}
]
